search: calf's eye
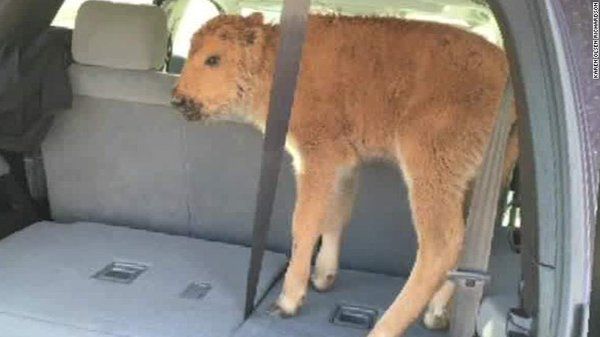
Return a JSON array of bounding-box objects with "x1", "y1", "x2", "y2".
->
[{"x1": 205, "y1": 55, "x2": 221, "y2": 67}]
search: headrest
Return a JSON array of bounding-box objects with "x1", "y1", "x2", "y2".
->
[{"x1": 72, "y1": 1, "x2": 168, "y2": 70}]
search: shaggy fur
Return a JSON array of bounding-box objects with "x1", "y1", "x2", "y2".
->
[{"x1": 173, "y1": 13, "x2": 518, "y2": 337}]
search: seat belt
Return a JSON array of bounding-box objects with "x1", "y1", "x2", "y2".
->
[
  {"x1": 449, "y1": 79, "x2": 515, "y2": 337},
  {"x1": 244, "y1": 0, "x2": 311, "y2": 319}
]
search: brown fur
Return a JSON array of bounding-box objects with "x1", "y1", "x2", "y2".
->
[{"x1": 173, "y1": 13, "x2": 518, "y2": 337}]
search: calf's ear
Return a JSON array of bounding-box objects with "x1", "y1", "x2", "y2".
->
[
  {"x1": 241, "y1": 12, "x2": 264, "y2": 45},
  {"x1": 247, "y1": 12, "x2": 264, "y2": 26}
]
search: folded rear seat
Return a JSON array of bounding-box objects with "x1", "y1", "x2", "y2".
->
[
  {"x1": 0, "y1": 2, "x2": 287, "y2": 337},
  {"x1": 0, "y1": 221, "x2": 285, "y2": 337},
  {"x1": 235, "y1": 269, "x2": 445, "y2": 337},
  {"x1": 234, "y1": 225, "x2": 519, "y2": 337}
]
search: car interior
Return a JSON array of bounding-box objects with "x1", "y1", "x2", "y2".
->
[{"x1": 0, "y1": 0, "x2": 528, "y2": 336}]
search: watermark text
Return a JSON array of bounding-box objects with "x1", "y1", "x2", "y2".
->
[{"x1": 593, "y1": 1, "x2": 599, "y2": 79}]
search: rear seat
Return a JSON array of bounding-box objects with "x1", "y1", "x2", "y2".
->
[{"x1": 0, "y1": 2, "x2": 286, "y2": 337}]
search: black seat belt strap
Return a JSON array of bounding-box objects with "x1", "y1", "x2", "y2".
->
[
  {"x1": 449, "y1": 79, "x2": 515, "y2": 337},
  {"x1": 244, "y1": 0, "x2": 311, "y2": 319}
]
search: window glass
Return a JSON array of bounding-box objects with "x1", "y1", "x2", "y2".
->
[
  {"x1": 167, "y1": 0, "x2": 220, "y2": 57},
  {"x1": 237, "y1": 0, "x2": 503, "y2": 47},
  {"x1": 52, "y1": 0, "x2": 155, "y2": 28}
]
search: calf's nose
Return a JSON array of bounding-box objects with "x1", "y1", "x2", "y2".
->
[{"x1": 171, "y1": 95, "x2": 185, "y2": 108}]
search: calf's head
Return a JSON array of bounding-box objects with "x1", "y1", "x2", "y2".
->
[{"x1": 172, "y1": 13, "x2": 267, "y2": 121}]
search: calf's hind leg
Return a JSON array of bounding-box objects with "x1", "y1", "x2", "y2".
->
[
  {"x1": 368, "y1": 148, "x2": 469, "y2": 337},
  {"x1": 422, "y1": 125, "x2": 519, "y2": 331},
  {"x1": 423, "y1": 280, "x2": 456, "y2": 330}
]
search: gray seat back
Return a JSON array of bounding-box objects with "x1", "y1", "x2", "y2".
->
[
  {"x1": 43, "y1": 1, "x2": 189, "y2": 234},
  {"x1": 44, "y1": 65, "x2": 191, "y2": 234}
]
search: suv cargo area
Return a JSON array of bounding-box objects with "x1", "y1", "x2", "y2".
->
[{"x1": 0, "y1": 1, "x2": 525, "y2": 337}]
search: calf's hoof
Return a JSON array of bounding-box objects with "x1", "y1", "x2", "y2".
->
[
  {"x1": 366, "y1": 326, "x2": 394, "y2": 337},
  {"x1": 268, "y1": 302, "x2": 295, "y2": 318},
  {"x1": 422, "y1": 306, "x2": 450, "y2": 331},
  {"x1": 311, "y1": 272, "x2": 337, "y2": 292},
  {"x1": 268, "y1": 293, "x2": 304, "y2": 318}
]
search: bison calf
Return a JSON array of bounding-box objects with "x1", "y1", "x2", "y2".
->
[{"x1": 173, "y1": 12, "x2": 518, "y2": 337}]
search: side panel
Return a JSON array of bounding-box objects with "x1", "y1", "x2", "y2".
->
[{"x1": 489, "y1": 0, "x2": 596, "y2": 336}]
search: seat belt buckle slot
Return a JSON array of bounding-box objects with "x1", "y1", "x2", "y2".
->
[
  {"x1": 448, "y1": 270, "x2": 491, "y2": 288},
  {"x1": 330, "y1": 304, "x2": 379, "y2": 330}
]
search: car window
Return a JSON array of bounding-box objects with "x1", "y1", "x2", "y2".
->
[
  {"x1": 52, "y1": 0, "x2": 156, "y2": 28},
  {"x1": 237, "y1": 0, "x2": 503, "y2": 46},
  {"x1": 165, "y1": 0, "x2": 220, "y2": 58}
]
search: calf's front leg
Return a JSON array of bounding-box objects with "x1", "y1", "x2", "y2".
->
[
  {"x1": 312, "y1": 168, "x2": 357, "y2": 292},
  {"x1": 272, "y1": 166, "x2": 344, "y2": 316}
]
